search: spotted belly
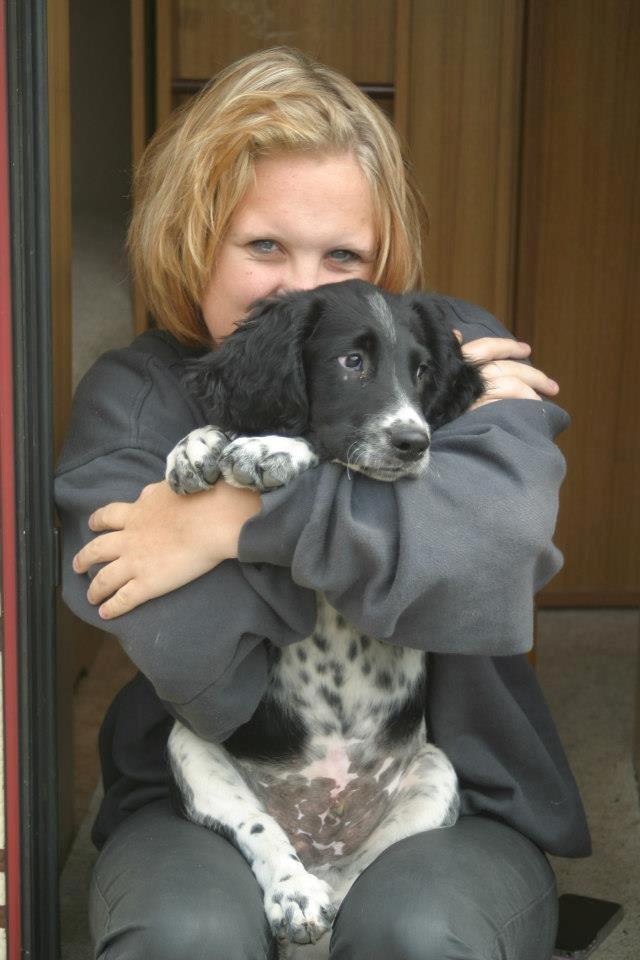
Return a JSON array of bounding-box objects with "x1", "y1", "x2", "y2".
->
[{"x1": 240, "y1": 743, "x2": 411, "y2": 867}]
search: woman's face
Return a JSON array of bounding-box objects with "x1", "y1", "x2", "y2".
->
[{"x1": 201, "y1": 151, "x2": 377, "y2": 343}]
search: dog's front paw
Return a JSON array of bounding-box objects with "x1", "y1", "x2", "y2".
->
[
  {"x1": 165, "y1": 426, "x2": 230, "y2": 494},
  {"x1": 265, "y1": 870, "x2": 338, "y2": 946},
  {"x1": 219, "y1": 436, "x2": 318, "y2": 491}
]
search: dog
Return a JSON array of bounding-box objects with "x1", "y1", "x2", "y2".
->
[{"x1": 164, "y1": 279, "x2": 484, "y2": 957}]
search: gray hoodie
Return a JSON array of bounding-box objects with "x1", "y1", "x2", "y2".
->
[{"x1": 55, "y1": 295, "x2": 590, "y2": 856}]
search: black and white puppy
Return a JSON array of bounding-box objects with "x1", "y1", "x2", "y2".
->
[{"x1": 165, "y1": 280, "x2": 484, "y2": 958}]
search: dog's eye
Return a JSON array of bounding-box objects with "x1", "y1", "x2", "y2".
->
[
  {"x1": 416, "y1": 363, "x2": 429, "y2": 381},
  {"x1": 338, "y1": 353, "x2": 364, "y2": 371}
]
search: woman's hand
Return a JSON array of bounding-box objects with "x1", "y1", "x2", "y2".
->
[
  {"x1": 72, "y1": 479, "x2": 261, "y2": 619},
  {"x1": 455, "y1": 334, "x2": 559, "y2": 409}
]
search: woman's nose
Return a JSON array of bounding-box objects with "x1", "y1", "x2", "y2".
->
[{"x1": 275, "y1": 260, "x2": 323, "y2": 296}]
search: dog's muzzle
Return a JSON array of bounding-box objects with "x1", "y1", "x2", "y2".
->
[
  {"x1": 387, "y1": 424, "x2": 430, "y2": 462},
  {"x1": 338, "y1": 422, "x2": 431, "y2": 481}
]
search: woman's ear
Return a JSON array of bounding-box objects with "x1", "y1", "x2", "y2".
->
[
  {"x1": 412, "y1": 298, "x2": 485, "y2": 429},
  {"x1": 184, "y1": 291, "x2": 319, "y2": 435}
]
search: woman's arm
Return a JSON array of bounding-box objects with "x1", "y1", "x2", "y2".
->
[
  {"x1": 74, "y1": 478, "x2": 259, "y2": 619},
  {"x1": 236, "y1": 296, "x2": 568, "y2": 653},
  {"x1": 71, "y1": 300, "x2": 567, "y2": 660},
  {"x1": 55, "y1": 336, "x2": 318, "y2": 741},
  {"x1": 239, "y1": 395, "x2": 567, "y2": 654}
]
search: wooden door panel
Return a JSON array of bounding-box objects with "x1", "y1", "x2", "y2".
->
[
  {"x1": 173, "y1": 0, "x2": 396, "y2": 85},
  {"x1": 517, "y1": 0, "x2": 640, "y2": 603},
  {"x1": 407, "y1": 0, "x2": 524, "y2": 324},
  {"x1": 150, "y1": 0, "x2": 638, "y2": 604}
]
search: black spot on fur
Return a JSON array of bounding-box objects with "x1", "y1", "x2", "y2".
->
[
  {"x1": 320, "y1": 685, "x2": 344, "y2": 716},
  {"x1": 360, "y1": 635, "x2": 371, "y2": 651},
  {"x1": 299, "y1": 669, "x2": 310, "y2": 685},
  {"x1": 313, "y1": 633, "x2": 328, "y2": 652},
  {"x1": 296, "y1": 647, "x2": 308, "y2": 662},
  {"x1": 376, "y1": 670, "x2": 394, "y2": 691},
  {"x1": 381, "y1": 680, "x2": 426, "y2": 746},
  {"x1": 348, "y1": 639, "x2": 359, "y2": 660},
  {"x1": 361, "y1": 660, "x2": 372, "y2": 676},
  {"x1": 251, "y1": 823, "x2": 265, "y2": 834},
  {"x1": 224, "y1": 691, "x2": 307, "y2": 763},
  {"x1": 335, "y1": 614, "x2": 346, "y2": 629},
  {"x1": 315, "y1": 662, "x2": 328, "y2": 674},
  {"x1": 329, "y1": 660, "x2": 345, "y2": 687}
]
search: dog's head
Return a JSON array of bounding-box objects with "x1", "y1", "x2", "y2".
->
[{"x1": 186, "y1": 279, "x2": 484, "y2": 480}]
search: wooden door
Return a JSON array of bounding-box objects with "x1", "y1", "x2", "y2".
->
[
  {"x1": 153, "y1": 0, "x2": 524, "y2": 321},
  {"x1": 516, "y1": 0, "x2": 640, "y2": 606},
  {"x1": 146, "y1": 0, "x2": 638, "y2": 606}
]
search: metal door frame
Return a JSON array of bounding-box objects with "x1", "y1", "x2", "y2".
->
[{"x1": 2, "y1": 0, "x2": 60, "y2": 956}]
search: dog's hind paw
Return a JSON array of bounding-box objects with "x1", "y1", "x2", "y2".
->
[
  {"x1": 165, "y1": 426, "x2": 230, "y2": 494},
  {"x1": 265, "y1": 871, "x2": 338, "y2": 946},
  {"x1": 219, "y1": 436, "x2": 318, "y2": 491}
]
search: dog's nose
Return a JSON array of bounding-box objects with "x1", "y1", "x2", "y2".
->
[{"x1": 387, "y1": 425, "x2": 430, "y2": 460}]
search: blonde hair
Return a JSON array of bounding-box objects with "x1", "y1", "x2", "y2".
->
[{"x1": 129, "y1": 47, "x2": 427, "y2": 345}]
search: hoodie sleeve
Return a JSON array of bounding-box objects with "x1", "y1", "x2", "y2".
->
[
  {"x1": 238, "y1": 296, "x2": 569, "y2": 655},
  {"x1": 55, "y1": 336, "x2": 318, "y2": 741}
]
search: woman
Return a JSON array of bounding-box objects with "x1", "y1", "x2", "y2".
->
[{"x1": 56, "y1": 47, "x2": 590, "y2": 960}]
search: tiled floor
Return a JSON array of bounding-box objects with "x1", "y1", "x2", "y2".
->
[{"x1": 537, "y1": 609, "x2": 640, "y2": 959}]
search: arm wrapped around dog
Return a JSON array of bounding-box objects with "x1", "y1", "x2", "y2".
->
[{"x1": 235, "y1": 292, "x2": 568, "y2": 654}]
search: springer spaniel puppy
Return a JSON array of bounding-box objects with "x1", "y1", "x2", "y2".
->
[{"x1": 165, "y1": 279, "x2": 484, "y2": 958}]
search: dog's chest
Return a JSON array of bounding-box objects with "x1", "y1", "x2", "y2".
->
[
  {"x1": 237, "y1": 595, "x2": 426, "y2": 866},
  {"x1": 275, "y1": 594, "x2": 424, "y2": 733}
]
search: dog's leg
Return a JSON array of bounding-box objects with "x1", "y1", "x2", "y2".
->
[
  {"x1": 169, "y1": 722, "x2": 339, "y2": 947},
  {"x1": 329, "y1": 742, "x2": 459, "y2": 896},
  {"x1": 165, "y1": 425, "x2": 231, "y2": 494}
]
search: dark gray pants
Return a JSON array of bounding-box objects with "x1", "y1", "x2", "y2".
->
[{"x1": 90, "y1": 800, "x2": 558, "y2": 960}]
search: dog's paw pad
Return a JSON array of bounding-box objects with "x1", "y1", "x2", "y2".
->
[
  {"x1": 165, "y1": 426, "x2": 229, "y2": 494},
  {"x1": 265, "y1": 872, "x2": 338, "y2": 945},
  {"x1": 220, "y1": 436, "x2": 318, "y2": 491}
]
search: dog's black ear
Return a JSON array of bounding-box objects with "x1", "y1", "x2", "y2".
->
[
  {"x1": 412, "y1": 298, "x2": 485, "y2": 429},
  {"x1": 183, "y1": 291, "x2": 320, "y2": 435}
]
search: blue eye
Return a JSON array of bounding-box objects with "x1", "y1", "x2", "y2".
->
[
  {"x1": 338, "y1": 353, "x2": 364, "y2": 371},
  {"x1": 329, "y1": 249, "x2": 359, "y2": 263},
  {"x1": 250, "y1": 239, "x2": 278, "y2": 254}
]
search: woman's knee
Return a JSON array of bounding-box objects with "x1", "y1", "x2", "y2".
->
[
  {"x1": 89, "y1": 800, "x2": 275, "y2": 960},
  {"x1": 333, "y1": 884, "x2": 489, "y2": 960},
  {"x1": 330, "y1": 818, "x2": 559, "y2": 960},
  {"x1": 93, "y1": 892, "x2": 275, "y2": 960},
  {"x1": 337, "y1": 893, "x2": 556, "y2": 960}
]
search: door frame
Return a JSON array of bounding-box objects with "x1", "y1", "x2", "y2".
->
[{"x1": 2, "y1": 0, "x2": 60, "y2": 956}]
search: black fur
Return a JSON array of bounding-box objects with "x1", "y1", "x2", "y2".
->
[{"x1": 185, "y1": 280, "x2": 484, "y2": 460}]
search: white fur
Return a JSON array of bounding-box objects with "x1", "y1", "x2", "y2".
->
[{"x1": 168, "y1": 595, "x2": 459, "y2": 955}]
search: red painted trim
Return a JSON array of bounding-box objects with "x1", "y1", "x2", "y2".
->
[{"x1": 0, "y1": 0, "x2": 23, "y2": 955}]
